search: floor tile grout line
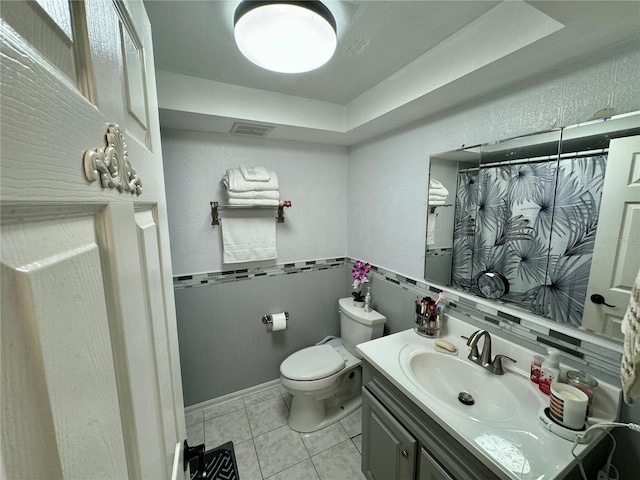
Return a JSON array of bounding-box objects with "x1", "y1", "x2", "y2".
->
[
  {"x1": 309, "y1": 454, "x2": 323, "y2": 480},
  {"x1": 298, "y1": 428, "x2": 313, "y2": 460},
  {"x1": 243, "y1": 405, "x2": 256, "y2": 441},
  {"x1": 259, "y1": 426, "x2": 310, "y2": 479},
  {"x1": 300, "y1": 421, "x2": 355, "y2": 463},
  {"x1": 246, "y1": 394, "x2": 290, "y2": 439},
  {"x1": 201, "y1": 417, "x2": 206, "y2": 449},
  {"x1": 249, "y1": 437, "x2": 266, "y2": 480},
  {"x1": 191, "y1": 382, "x2": 285, "y2": 419},
  {"x1": 350, "y1": 436, "x2": 360, "y2": 454},
  {"x1": 266, "y1": 457, "x2": 313, "y2": 480}
]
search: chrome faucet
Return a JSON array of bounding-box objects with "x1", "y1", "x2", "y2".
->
[{"x1": 464, "y1": 330, "x2": 516, "y2": 375}]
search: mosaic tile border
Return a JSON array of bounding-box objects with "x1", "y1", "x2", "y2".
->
[
  {"x1": 349, "y1": 259, "x2": 624, "y2": 387},
  {"x1": 172, "y1": 257, "x2": 623, "y2": 386},
  {"x1": 173, "y1": 257, "x2": 347, "y2": 289},
  {"x1": 424, "y1": 247, "x2": 452, "y2": 258}
]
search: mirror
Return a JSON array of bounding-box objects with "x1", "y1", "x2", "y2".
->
[
  {"x1": 426, "y1": 148, "x2": 480, "y2": 286},
  {"x1": 425, "y1": 112, "x2": 640, "y2": 341}
]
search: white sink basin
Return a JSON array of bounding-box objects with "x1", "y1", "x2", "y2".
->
[{"x1": 399, "y1": 342, "x2": 534, "y2": 425}]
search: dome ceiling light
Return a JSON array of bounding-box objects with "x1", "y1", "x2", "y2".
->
[{"x1": 234, "y1": 1, "x2": 337, "y2": 74}]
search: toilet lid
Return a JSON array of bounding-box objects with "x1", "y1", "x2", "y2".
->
[{"x1": 280, "y1": 344, "x2": 346, "y2": 381}]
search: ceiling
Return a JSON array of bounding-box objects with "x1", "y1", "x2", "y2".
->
[{"x1": 144, "y1": 1, "x2": 640, "y2": 145}]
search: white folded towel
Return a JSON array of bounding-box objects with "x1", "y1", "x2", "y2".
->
[
  {"x1": 428, "y1": 196, "x2": 447, "y2": 205},
  {"x1": 227, "y1": 198, "x2": 280, "y2": 206},
  {"x1": 240, "y1": 165, "x2": 270, "y2": 182},
  {"x1": 621, "y1": 266, "x2": 640, "y2": 404},
  {"x1": 429, "y1": 178, "x2": 449, "y2": 198},
  {"x1": 221, "y1": 211, "x2": 277, "y2": 264},
  {"x1": 227, "y1": 190, "x2": 280, "y2": 200},
  {"x1": 429, "y1": 187, "x2": 449, "y2": 197},
  {"x1": 223, "y1": 168, "x2": 279, "y2": 192}
]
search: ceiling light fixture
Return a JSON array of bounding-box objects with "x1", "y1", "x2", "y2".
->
[{"x1": 234, "y1": 1, "x2": 337, "y2": 74}]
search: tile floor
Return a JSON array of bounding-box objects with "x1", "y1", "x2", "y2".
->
[{"x1": 185, "y1": 385, "x2": 366, "y2": 480}]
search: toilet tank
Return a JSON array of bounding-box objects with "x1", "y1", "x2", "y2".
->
[{"x1": 338, "y1": 297, "x2": 386, "y2": 358}]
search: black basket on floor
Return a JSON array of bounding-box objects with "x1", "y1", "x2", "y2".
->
[{"x1": 189, "y1": 441, "x2": 239, "y2": 480}]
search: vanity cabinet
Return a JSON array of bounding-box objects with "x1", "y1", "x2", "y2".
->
[
  {"x1": 362, "y1": 388, "x2": 417, "y2": 480},
  {"x1": 362, "y1": 360, "x2": 496, "y2": 480},
  {"x1": 418, "y1": 448, "x2": 455, "y2": 480},
  {"x1": 362, "y1": 385, "x2": 456, "y2": 480}
]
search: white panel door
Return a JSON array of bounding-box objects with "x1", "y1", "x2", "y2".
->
[
  {"x1": 583, "y1": 135, "x2": 640, "y2": 339},
  {"x1": 1, "y1": 1, "x2": 187, "y2": 478}
]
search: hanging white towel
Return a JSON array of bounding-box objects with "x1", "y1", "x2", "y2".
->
[
  {"x1": 621, "y1": 266, "x2": 640, "y2": 404},
  {"x1": 427, "y1": 212, "x2": 437, "y2": 245},
  {"x1": 428, "y1": 196, "x2": 446, "y2": 206},
  {"x1": 221, "y1": 211, "x2": 277, "y2": 264},
  {"x1": 223, "y1": 168, "x2": 279, "y2": 192},
  {"x1": 240, "y1": 165, "x2": 270, "y2": 182}
]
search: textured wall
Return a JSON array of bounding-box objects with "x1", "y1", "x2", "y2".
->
[
  {"x1": 161, "y1": 130, "x2": 348, "y2": 275},
  {"x1": 347, "y1": 45, "x2": 640, "y2": 279}
]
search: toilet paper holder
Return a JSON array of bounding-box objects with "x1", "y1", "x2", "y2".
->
[{"x1": 262, "y1": 312, "x2": 289, "y2": 325}]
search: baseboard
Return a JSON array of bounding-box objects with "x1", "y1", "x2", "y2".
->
[{"x1": 185, "y1": 378, "x2": 282, "y2": 415}]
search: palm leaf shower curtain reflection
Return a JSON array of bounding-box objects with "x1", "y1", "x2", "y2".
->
[{"x1": 451, "y1": 154, "x2": 607, "y2": 326}]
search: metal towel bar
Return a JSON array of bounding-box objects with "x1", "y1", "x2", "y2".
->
[
  {"x1": 429, "y1": 204, "x2": 452, "y2": 213},
  {"x1": 210, "y1": 201, "x2": 292, "y2": 226}
]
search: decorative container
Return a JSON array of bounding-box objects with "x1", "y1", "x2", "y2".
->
[
  {"x1": 354, "y1": 301, "x2": 365, "y2": 308},
  {"x1": 566, "y1": 370, "x2": 598, "y2": 416},
  {"x1": 414, "y1": 312, "x2": 441, "y2": 337}
]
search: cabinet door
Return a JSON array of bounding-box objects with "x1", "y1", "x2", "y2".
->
[
  {"x1": 362, "y1": 388, "x2": 417, "y2": 480},
  {"x1": 418, "y1": 447, "x2": 456, "y2": 480}
]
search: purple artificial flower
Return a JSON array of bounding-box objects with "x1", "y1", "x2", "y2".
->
[{"x1": 351, "y1": 259, "x2": 371, "y2": 301}]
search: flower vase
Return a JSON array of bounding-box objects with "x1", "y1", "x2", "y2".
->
[{"x1": 354, "y1": 300, "x2": 365, "y2": 308}]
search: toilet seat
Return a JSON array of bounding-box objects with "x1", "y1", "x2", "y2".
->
[{"x1": 280, "y1": 344, "x2": 345, "y2": 381}]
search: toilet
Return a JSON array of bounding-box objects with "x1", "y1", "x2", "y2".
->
[{"x1": 280, "y1": 297, "x2": 387, "y2": 432}]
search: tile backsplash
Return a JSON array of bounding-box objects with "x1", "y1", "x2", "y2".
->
[
  {"x1": 173, "y1": 257, "x2": 347, "y2": 289},
  {"x1": 173, "y1": 257, "x2": 623, "y2": 396},
  {"x1": 352, "y1": 259, "x2": 623, "y2": 387}
]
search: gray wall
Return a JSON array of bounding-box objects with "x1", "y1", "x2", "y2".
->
[
  {"x1": 175, "y1": 266, "x2": 349, "y2": 406},
  {"x1": 366, "y1": 277, "x2": 420, "y2": 337}
]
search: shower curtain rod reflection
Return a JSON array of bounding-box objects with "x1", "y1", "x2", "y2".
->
[{"x1": 459, "y1": 148, "x2": 608, "y2": 172}]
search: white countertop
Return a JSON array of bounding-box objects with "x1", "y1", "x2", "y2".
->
[{"x1": 356, "y1": 316, "x2": 622, "y2": 480}]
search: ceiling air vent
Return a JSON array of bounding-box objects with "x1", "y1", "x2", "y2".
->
[{"x1": 230, "y1": 122, "x2": 274, "y2": 137}]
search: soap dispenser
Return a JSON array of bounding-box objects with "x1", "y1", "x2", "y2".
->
[
  {"x1": 539, "y1": 349, "x2": 561, "y2": 395},
  {"x1": 364, "y1": 288, "x2": 372, "y2": 312}
]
